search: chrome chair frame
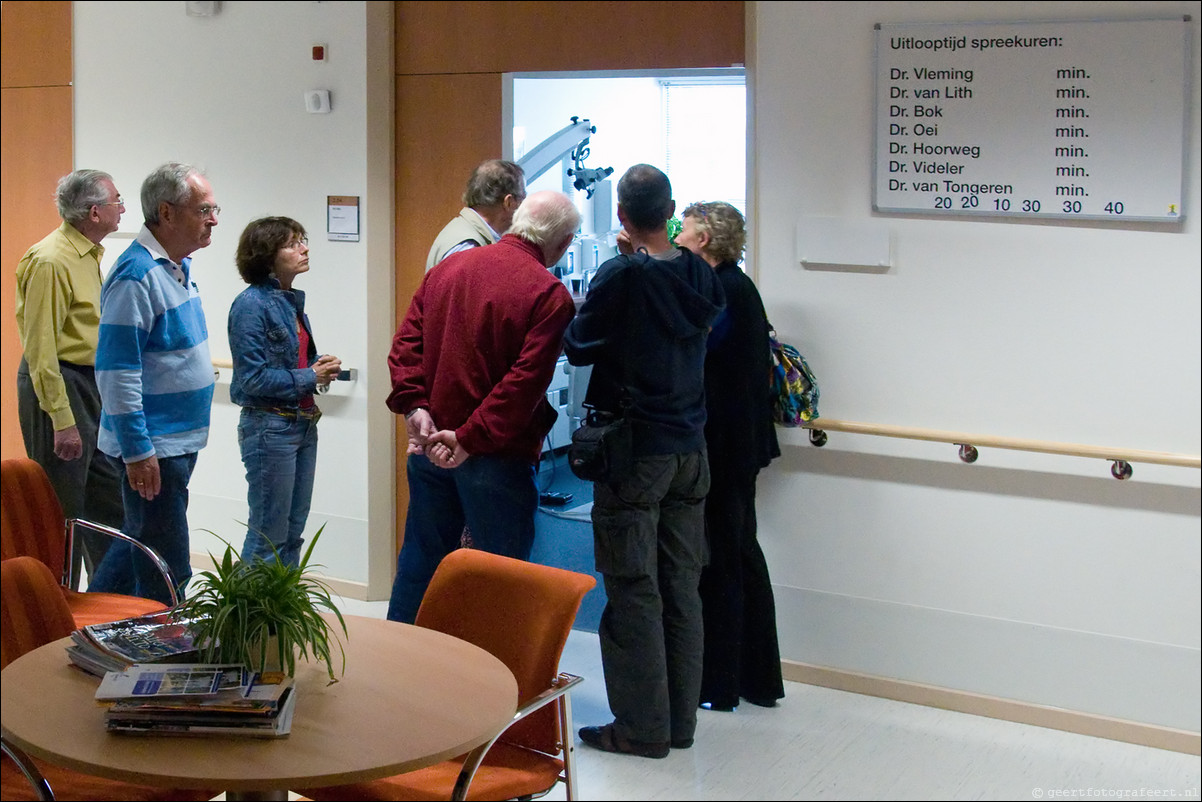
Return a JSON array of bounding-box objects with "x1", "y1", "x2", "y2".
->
[
  {"x1": 2, "y1": 735, "x2": 54, "y2": 801},
  {"x1": 63, "y1": 519, "x2": 179, "y2": 607},
  {"x1": 451, "y1": 672, "x2": 584, "y2": 802}
]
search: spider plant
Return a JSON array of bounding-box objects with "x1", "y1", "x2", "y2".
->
[{"x1": 177, "y1": 524, "x2": 347, "y2": 683}]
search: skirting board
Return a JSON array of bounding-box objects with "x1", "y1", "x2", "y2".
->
[
  {"x1": 772, "y1": 585, "x2": 1199, "y2": 733},
  {"x1": 781, "y1": 659, "x2": 1200, "y2": 756},
  {"x1": 190, "y1": 550, "x2": 370, "y2": 602}
]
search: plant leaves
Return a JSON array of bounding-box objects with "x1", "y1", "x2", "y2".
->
[{"x1": 175, "y1": 525, "x2": 348, "y2": 681}]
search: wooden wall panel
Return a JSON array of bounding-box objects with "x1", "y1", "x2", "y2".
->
[
  {"x1": 0, "y1": 1, "x2": 71, "y2": 88},
  {"x1": 396, "y1": 1, "x2": 745, "y2": 74},
  {"x1": 391, "y1": 72, "x2": 503, "y2": 527},
  {"x1": 395, "y1": 73, "x2": 503, "y2": 298},
  {"x1": 1, "y1": 2, "x2": 73, "y2": 460}
]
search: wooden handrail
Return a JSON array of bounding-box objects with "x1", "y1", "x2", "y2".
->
[
  {"x1": 211, "y1": 358, "x2": 356, "y2": 382},
  {"x1": 802, "y1": 418, "x2": 1200, "y2": 475}
]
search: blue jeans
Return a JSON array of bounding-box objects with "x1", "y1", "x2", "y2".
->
[
  {"x1": 237, "y1": 408, "x2": 319, "y2": 567},
  {"x1": 88, "y1": 453, "x2": 197, "y2": 605},
  {"x1": 386, "y1": 452, "x2": 538, "y2": 623}
]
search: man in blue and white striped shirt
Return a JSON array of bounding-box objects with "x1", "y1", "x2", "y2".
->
[{"x1": 88, "y1": 163, "x2": 218, "y2": 604}]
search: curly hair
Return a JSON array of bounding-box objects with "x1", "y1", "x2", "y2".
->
[
  {"x1": 235, "y1": 216, "x2": 307, "y2": 285},
  {"x1": 681, "y1": 201, "x2": 746, "y2": 265}
]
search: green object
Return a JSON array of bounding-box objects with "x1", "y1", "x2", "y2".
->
[
  {"x1": 666, "y1": 216, "x2": 682, "y2": 243},
  {"x1": 177, "y1": 524, "x2": 348, "y2": 683}
]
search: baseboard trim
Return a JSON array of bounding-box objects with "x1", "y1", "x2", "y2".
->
[
  {"x1": 190, "y1": 552, "x2": 370, "y2": 601},
  {"x1": 782, "y1": 659, "x2": 1200, "y2": 756}
]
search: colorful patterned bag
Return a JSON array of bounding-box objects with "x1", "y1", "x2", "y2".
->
[{"x1": 769, "y1": 330, "x2": 819, "y2": 425}]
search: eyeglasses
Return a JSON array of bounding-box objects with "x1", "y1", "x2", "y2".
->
[
  {"x1": 285, "y1": 237, "x2": 309, "y2": 249},
  {"x1": 98, "y1": 196, "x2": 125, "y2": 208},
  {"x1": 171, "y1": 202, "x2": 221, "y2": 219}
]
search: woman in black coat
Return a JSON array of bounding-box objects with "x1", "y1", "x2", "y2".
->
[{"x1": 675, "y1": 201, "x2": 784, "y2": 710}]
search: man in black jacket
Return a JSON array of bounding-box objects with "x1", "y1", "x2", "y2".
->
[{"x1": 565, "y1": 164, "x2": 725, "y2": 759}]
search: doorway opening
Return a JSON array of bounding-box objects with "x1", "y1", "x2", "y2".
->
[{"x1": 507, "y1": 68, "x2": 747, "y2": 632}]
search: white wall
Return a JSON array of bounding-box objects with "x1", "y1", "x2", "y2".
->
[
  {"x1": 751, "y1": 2, "x2": 1200, "y2": 731},
  {"x1": 73, "y1": 1, "x2": 395, "y2": 596}
]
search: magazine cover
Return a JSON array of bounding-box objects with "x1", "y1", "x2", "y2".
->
[
  {"x1": 68, "y1": 609, "x2": 204, "y2": 676},
  {"x1": 95, "y1": 664, "x2": 248, "y2": 701}
]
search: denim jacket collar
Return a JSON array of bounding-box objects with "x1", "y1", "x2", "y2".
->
[{"x1": 263, "y1": 276, "x2": 307, "y2": 312}]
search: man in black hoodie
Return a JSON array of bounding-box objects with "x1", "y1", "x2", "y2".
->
[{"x1": 566, "y1": 164, "x2": 726, "y2": 759}]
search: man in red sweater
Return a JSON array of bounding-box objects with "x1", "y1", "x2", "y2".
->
[{"x1": 384, "y1": 190, "x2": 580, "y2": 623}]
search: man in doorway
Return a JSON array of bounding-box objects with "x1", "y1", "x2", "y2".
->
[
  {"x1": 15, "y1": 169, "x2": 128, "y2": 588},
  {"x1": 566, "y1": 164, "x2": 725, "y2": 759},
  {"x1": 88, "y1": 162, "x2": 218, "y2": 605},
  {"x1": 385, "y1": 190, "x2": 579, "y2": 624},
  {"x1": 426, "y1": 159, "x2": 526, "y2": 269}
]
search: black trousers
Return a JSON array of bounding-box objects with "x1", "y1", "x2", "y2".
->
[
  {"x1": 698, "y1": 469, "x2": 785, "y2": 707},
  {"x1": 17, "y1": 357, "x2": 125, "y2": 588}
]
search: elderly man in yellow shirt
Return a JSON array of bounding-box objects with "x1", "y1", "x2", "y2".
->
[{"x1": 15, "y1": 169, "x2": 128, "y2": 589}]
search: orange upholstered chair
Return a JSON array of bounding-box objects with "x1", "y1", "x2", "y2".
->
[
  {"x1": 0, "y1": 556, "x2": 214, "y2": 801},
  {"x1": 302, "y1": 548, "x2": 597, "y2": 802},
  {"x1": 0, "y1": 457, "x2": 177, "y2": 628}
]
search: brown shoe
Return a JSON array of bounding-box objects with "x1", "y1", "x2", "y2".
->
[{"x1": 579, "y1": 723, "x2": 670, "y2": 759}]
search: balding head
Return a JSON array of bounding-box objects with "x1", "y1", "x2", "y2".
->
[{"x1": 508, "y1": 191, "x2": 581, "y2": 267}]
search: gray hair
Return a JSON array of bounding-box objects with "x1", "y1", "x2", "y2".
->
[
  {"x1": 508, "y1": 191, "x2": 581, "y2": 250},
  {"x1": 463, "y1": 160, "x2": 525, "y2": 208},
  {"x1": 682, "y1": 201, "x2": 746, "y2": 265},
  {"x1": 56, "y1": 169, "x2": 114, "y2": 226},
  {"x1": 141, "y1": 162, "x2": 202, "y2": 225}
]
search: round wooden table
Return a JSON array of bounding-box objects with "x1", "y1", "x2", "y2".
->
[{"x1": 1, "y1": 615, "x2": 518, "y2": 800}]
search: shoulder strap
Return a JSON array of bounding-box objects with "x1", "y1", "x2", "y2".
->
[
  {"x1": 587, "y1": 252, "x2": 645, "y2": 416},
  {"x1": 616, "y1": 253, "x2": 646, "y2": 407}
]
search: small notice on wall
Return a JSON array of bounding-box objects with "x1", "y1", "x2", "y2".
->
[
  {"x1": 873, "y1": 18, "x2": 1189, "y2": 223},
  {"x1": 327, "y1": 196, "x2": 360, "y2": 242}
]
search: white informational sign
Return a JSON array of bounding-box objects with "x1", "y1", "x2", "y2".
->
[
  {"x1": 327, "y1": 195, "x2": 360, "y2": 242},
  {"x1": 873, "y1": 18, "x2": 1190, "y2": 222}
]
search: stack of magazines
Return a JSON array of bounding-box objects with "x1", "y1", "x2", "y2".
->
[
  {"x1": 97, "y1": 663, "x2": 296, "y2": 738},
  {"x1": 68, "y1": 609, "x2": 203, "y2": 677}
]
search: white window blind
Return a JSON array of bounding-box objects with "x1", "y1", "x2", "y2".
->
[{"x1": 662, "y1": 81, "x2": 747, "y2": 217}]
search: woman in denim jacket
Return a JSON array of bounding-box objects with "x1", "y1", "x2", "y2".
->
[{"x1": 229, "y1": 217, "x2": 341, "y2": 566}]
